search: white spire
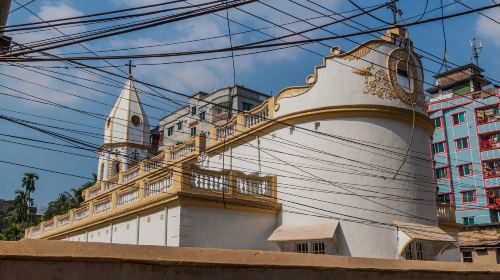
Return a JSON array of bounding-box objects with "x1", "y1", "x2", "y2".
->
[{"x1": 103, "y1": 77, "x2": 150, "y2": 146}]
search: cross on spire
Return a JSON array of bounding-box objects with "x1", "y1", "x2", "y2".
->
[
  {"x1": 126, "y1": 60, "x2": 136, "y2": 77},
  {"x1": 387, "y1": 0, "x2": 401, "y2": 26}
]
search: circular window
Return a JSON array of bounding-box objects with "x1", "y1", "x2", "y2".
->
[{"x1": 131, "y1": 115, "x2": 141, "y2": 126}]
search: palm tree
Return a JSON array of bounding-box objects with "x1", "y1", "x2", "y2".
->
[
  {"x1": 22, "y1": 172, "x2": 39, "y2": 203},
  {"x1": 21, "y1": 172, "x2": 38, "y2": 222}
]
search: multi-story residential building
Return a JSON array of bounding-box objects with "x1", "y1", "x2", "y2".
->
[
  {"x1": 157, "y1": 86, "x2": 269, "y2": 150},
  {"x1": 427, "y1": 64, "x2": 500, "y2": 225}
]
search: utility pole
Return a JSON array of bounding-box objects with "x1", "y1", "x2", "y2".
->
[
  {"x1": 470, "y1": 37, "x2": 483, "y2": 66},
  {"x1": 0, "y1": 0, "x2": 12, "y2": 55}
]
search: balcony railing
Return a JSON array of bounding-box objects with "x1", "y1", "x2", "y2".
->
[
  {"x1": 145, "y1": 174, "x2": 173, "y2": 197},
  {"x1": 123, "y1": 165, "x2": 140, "y2": 183},
  {"x1": 236, "y1": 175, "x2": 272, "y2": 196},
  {"x1": 73, "y1": 206, "x2": 89, "y2": 222},
  {"x1": 43, "y1": 221, "x2": 54, "y2": 232},
  {"x1": 58, "y1": 214, "x2": 70, "y2": 227},
  {"x1": 436, "y1": 202, "x2": 456, "y2": 222},
  {"x1": 31, "y1": 226, "x2": 40, "y2": 237},
  {"x1": 244, "y1": 102, "x2": 269, "y2": 128},
  {"x1": 214, "y1": 116, "x2": 238, "y2": 143},
  {"x1": 171, "y1": 138, "x2": 196, "y2": 161},
  {"x1": 87, "y1": 183, "x2": 102, "y2": 199},
  {"x1": 144, "y1": 153, "x2": 164, "y2": 173},
  {"x1": 117, "y1": 187, "x2": 139, "y2": 207},
  {"x1": 191, "y1": 169, "x2": 229, "y2": 192},
  {"x1": 104, "y1": 175, "x2": 119, "y2": 191},
  {"x1": 93, "y1": 198, "x2": 112, "y2": 216}
]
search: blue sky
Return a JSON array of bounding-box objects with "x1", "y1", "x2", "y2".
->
[{"x1": 0, "y1": 0, "x2": 498, "y2": 211}]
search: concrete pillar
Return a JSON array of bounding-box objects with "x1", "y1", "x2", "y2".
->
[
  {"x1": 0, "y1": 0, "x2": 12, "y2": 54},
  {"x1": 0, "y1": 0, "x2": 12, "y2": 32}
]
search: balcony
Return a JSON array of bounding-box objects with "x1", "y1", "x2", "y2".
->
[
  {"x1": 477, "y1": 105, "x2": 500, "y2": 125},
  {"x1": 436, "y1": 202, "x2": 456, "y2": 222},
  {"x1": 483, "y1": 159, "x2": 500, "y2": 178},
  {"x1": 486, "y1": 188, "x2": 500, "y2": 210},
  {"x1": 480, "y1": 132, "x2": 500, "y2": 151}
]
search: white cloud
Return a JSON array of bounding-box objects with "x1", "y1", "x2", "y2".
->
[
  {"x1": 476, "y1": 8, "x2": 500, "y2": 47},
  {"x1": 14, "y1": 2, "x2": 86, "y2": 47}
]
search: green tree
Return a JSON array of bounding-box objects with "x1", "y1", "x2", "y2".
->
[
  {"x1": 1, "y1": 223, "x2": 23, "y2": 241},
  {"x1": 42, "y1": 173, "x2": 97, "y2": 220}
]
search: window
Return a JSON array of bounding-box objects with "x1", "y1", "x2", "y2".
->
[
  {"x1": 167, "y1": 126, "x2": 174, "y2": 136},
  {"x1": 397, "y1": 61, "x2": 414, "y2": 92},
  {"x1": 177, "y1": 121, "x2": 182, "y2": 131},
  {"x1": 405, "y1": 243, "x2": 413, "y2": 260},
  {"x1": 190, "y1": 127, "x2": 197, "y2": 136},
  {"x1": 191, "y1": 106, "x2": 197, "y2": 116},
  {"x1": 437, "y1": 193, "x2": 451, "y2": 203},
  {"x1": 416, "y1": 241, "x2": 423, "y2": 260},
  {"x1": 404, "y1": 241, "x2": 424, "y2": 260},
  {"x1": 312, "y1": 242, "x2": 326, "y2": 254},
  {"x1": 432, "y1": 142, "x2": 445, "y2": 154},
  {"x1": 456, "y1": 137, "x2": 470, "y2": 151},
  {"x1": 242, "y1": 102, "x2": 253, "y2": 111},
  {"x1": 435, "y1": 167, "x2": 448, "y2": 180},
  {"x1": 462, "y1": 191, "x2": 476, "y2": 203},
  {"x1": 199, "y1": 111, "x2": 205, "y2": 121},
  {"x1": 296, "y1": 242, "x2": 308, "y2": 253},
  {"x1": 463, "y1": 217, "x2": 475, "y2": 225},
  {"x1": 463, "y1": 251, "x2": 473, "y2": 263},
  {"x1": 434, "y1": 117, "x2": 443, "y2": 129},
  {"x1": 458, "y1": 164, "x2": 473, "y2": 177},
  {"x1": 452, "y1": 112, "x2": 466, "y2": 125}
]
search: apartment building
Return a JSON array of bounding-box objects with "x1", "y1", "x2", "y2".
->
[
  {"x1": 427, "y1": 64, "x2": 500, "y2": 224},
  {"x1": 158, "y1": 86, "x2": 269, "y2": 149}
]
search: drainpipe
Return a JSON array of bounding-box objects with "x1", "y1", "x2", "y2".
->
[{"x1": 0, "y1": 0, "x2": 12, "y2": 54}]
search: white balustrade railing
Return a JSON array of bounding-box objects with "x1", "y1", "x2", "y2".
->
[
  {"x1": 88, "y1": 186, "x2": 101, "y2": 199},
  {"x1": 58, "y1": 216, "x2": 70, "y2": 227},
  {"x1": 73, "y1": 207, "x2": 88, "y2": 222},
  {"x1": 144, "y1": 157, "x2": 163, "y2": 173},
  {"x1": 215, "y1": 123, "x2": 236, "y2": 142},
  {"x1": 43, "y1": 222, "x2": 54, "y2": 232},
  {"x1": 236, "y1": 177, "x2": 272, "y2": 196},
  {"x1": 191, "y1": 171, "x2": 228, "y2": 192},
  {"x1": 145, "y1": 175, "x2": 173, "y2": 197},
  {"x1": 171, "y1": 143, "x2": 196, "y2": 160},
  {"x1": 123, "y1": 168, "x2": 139, "y2": 182},
  {"x1": 105, "y1": 176, "x2": 119, "y2": 190},
  {"x1": 93, "y1": 199, "x2": 111, "y2": 215},
  {"x1": 31, "y1": 227, "x2": 40, "y2": 237},
  {"x1": 244, "y1": 105, "x2": 268, "y2": 128},
  {"x1": 117, "y1": 188, "x2": 139, "y2": 207}
]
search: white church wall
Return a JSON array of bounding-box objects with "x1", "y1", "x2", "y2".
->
[
  {"x1": 166, "y1": 206, "x2": 181, "y2": 247},
  {"x1": 87, "y1": 225, "x2": 111, "y2": 243},
  {"x1": 178, "y1": 205, "x2": 278, "y2": 250},
  {"x1": 68, "y1": 231, "x2": 87, "y2": 242},
  {"x1": 205, "y1": 109, "x2": 435, "y2": 259},
  {"x1": 138, "y1": 207, "x2": 167, "y2": 246},
  {"x1": 112, "y1": 216, "x2": 138, "y2": 245}
]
